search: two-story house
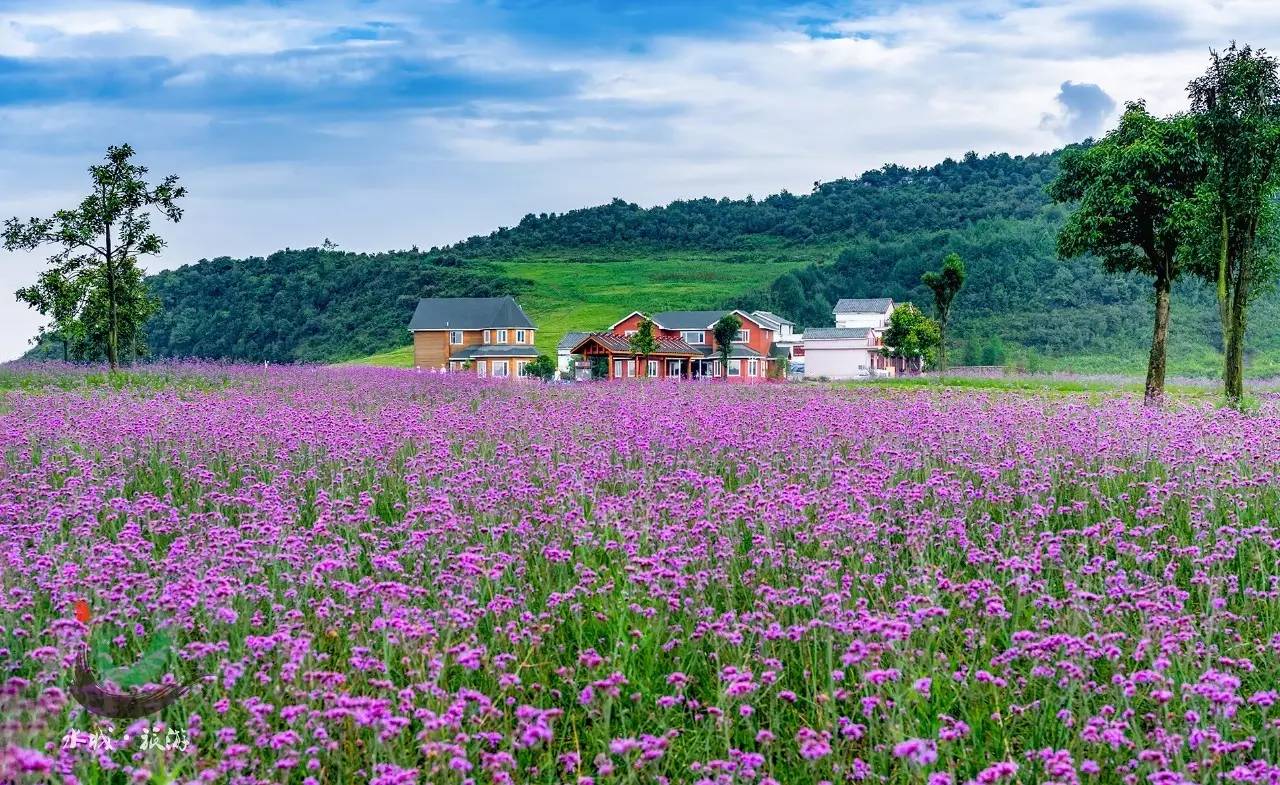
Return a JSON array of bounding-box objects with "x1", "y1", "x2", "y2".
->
[
  {"x1": 408, "y1": 296, "x2": 538, "y2": 377},
  {"x1": 569, "y1": 309, "x2": 781, "y2": 381},
  {"x1": 802, "y1": 297, "x2": 897, "y2": 379}
]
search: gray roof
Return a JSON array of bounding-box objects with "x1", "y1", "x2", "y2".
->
[
  {"x1": 558, "y1": 331, "x2": 589, "y2": 350},
  {"x1": 833, "y1": 298, "x2": 893, "y2": 314},
  {"x1": 409, "y1": 296, "x2": 535, "y2": 330},
  {"x1": 650, "y1": 310, "x2": 731, "y2": 330},
  {"x1": 449, "y1": 344, "x2": 539, "y2": 359},
  {"x1": 804, "y1": 327, "x2": 873, "y2": 340},
  {"x1": 751, "y1": 310, "x2": 794, "y2": 329},
  {"x1": 698, "y1": 344, "x2": 764, "y2": 359}
]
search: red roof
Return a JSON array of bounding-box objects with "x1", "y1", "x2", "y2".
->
[{"x1": 570, "y1": 332, "x2": 700, "y2": 356}]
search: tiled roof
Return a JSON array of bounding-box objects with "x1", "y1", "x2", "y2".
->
[
  {"x1": 558, "y1": 331, "x2": 590, "y2": 350},
  {"x1": 751, "y1": 310, "x2": 794, "y2": 329},
  {"x1": 649, "y1": 310, "x2": 731, "y2": 330},
  {"x1": 804, "y1": 327, "x2": 873, "y2": 340},
  {"x1": 570, "y1": 332, "x2": 700, "y2": 355},
  {"x1": 833, "y1": 298, "x2": 893, "y2": 314},
  {"x1": 409, "y1": 296, "x2": 535, "y2": 330}
]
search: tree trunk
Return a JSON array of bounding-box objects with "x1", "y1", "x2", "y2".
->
[
  {"x1": 102, "y1": 187, "x2": 119, "y2": 372},
  {"x1": 1143, "y1": 275, "x2": 1170, "y2": 407},
  {"x1": 937, "y1": 319, "x2": 947, "y2": 381},
  {"x1": 1217, "y1": 211, "x2": 1231, "y2": 354},
  {"x1": 1224, "y1": 266, "x2": 1248, "y2": 405}
]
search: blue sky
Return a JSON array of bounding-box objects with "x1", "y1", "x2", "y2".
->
[{"x1": 1, "y1": 0, "x2": 1277, "y2": 358}]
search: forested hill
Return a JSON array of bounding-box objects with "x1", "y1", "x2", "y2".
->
[
  {"x1": 142, "y1": 249, "x2": 527, "y2": 363},
  {"x1": 30, "y1": 147, "x2": 1280, "y2": 374},
  {"x1": 440, "y1": 150, "x2": 1063, "y2": 255}
]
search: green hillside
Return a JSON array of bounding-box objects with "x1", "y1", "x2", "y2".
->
[
  {"x1": 28, "y1": 146, "x2": 1280, "y2": 376},
  {"x1": 341, "y1": 249, "x2": 809, "y2": 364}
]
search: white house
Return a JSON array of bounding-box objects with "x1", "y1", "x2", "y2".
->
[
  {"x1": 833, "y1": 298, "x2": 894, "y2": 330},
  {"x1": 557, "y1": 331, "x2": 589, "y2": 377},
  {"x1": 750, "y1": 310, "x2": 802, "y2": 357},
  {"x1": 802, "y1": 327, "x2": 891, "y2": 380}
]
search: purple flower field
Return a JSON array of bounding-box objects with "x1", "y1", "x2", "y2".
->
[{"x1": 3, "y1": 365, "x2": 1280, "y2": 785}]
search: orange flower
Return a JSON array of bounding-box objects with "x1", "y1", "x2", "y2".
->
[{"x1": 74, "y1": 599, "x2": 91, "y2": 623}]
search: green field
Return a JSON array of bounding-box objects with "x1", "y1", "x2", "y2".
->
[{"x1": 347, "y1": 250, "x2": 813, "y2": 366}]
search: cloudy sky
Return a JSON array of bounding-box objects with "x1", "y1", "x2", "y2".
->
[{"x1": 1, "y1": 0, "x2": 1277, "y2": 359}]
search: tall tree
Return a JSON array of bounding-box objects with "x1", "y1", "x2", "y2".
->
[
  {"x1": 880, "y1": 303, "x2": 939, "y2": 374},
  {"x1": 3, "y1": 144, "x2": 185, "y2": 370},
  {"x1": 628, "y1": 316, "x2": 659, "y2": 378},
  {"x1": 1048, "y1": 102, "x2": 1205, "y2": 405},
  {"x1": 712, "y1": 313, "x2": 743, "y2": 380},
  {"x1": 921, "y1": 253, "x2": 966, "y2": 378},
  {"x1": 1186, "y1": 42, "x2": 1280, "y2": 403}
]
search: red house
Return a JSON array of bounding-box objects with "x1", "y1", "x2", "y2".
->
[{"x1": 569, "y1": 310, "x2": 784, "y2": 381}]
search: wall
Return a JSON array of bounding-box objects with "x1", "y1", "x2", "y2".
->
[
  {"x1": 414, "y1": 329, "x2": 483, "y2": 369},
  {"x1": 834, "y1": 311, "x2": 892, "y2": 330},
  {"x1": 803, "y1": 342, "x2": 878, "y2": 380}
]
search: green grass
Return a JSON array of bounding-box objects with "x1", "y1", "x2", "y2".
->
[{"x1": 342, "y1": 249, "x2": 815, "y2": 366}]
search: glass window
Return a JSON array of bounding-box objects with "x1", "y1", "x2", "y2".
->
[
  {"x1": 476, "y1": 361, "x2": 486, "y2": 377},
  {"x1": 728, "y1": 361, "x2": 741, "y2": 376},
  {"x1": 449, "y1": 330, "x2": 463, "y2": 345},
  {"x1": 516, "y1": 330, "x2": 526, "y2": 344},
  {"x1": 681, "y1": 331, "x2": 705, "y2": 344},
  {"x1": 734, "y1": 329, "x2": 749, "y2": 343},
  {"x1": 667, "y1": 360, "x2": 681, "y2": 376},
  {"x1": 623, "y1": 330, "x2": 637, "y2": 337},
  {"x1": 647, "y1": 360, "x2": 659, "y2": 377},
  {"x1": 497, "y1": 330, "x2": 508, "y2": 344},
  {"x1": 517, "y1": 360, "x2": 529, "y2": 375},
  {"x1": 483, "y1": 330, "x2": 491, "y2": 343},
  {"x1": 748, "y1": 359, "x2": 758, "y2": 376},
  {"x1": 492, "y1": 361, "x2": 509, "y2": 378}
]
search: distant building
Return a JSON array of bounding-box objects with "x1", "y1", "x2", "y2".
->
[
  {"x1": 557, "y1": 331, "x2": 589, "y2": 376},
  {"x1": 408, "y1": 296, "x2": 538, "y2": 378},
  {"x1": 750, "y1": 310, "x2": 802, "y2": 358},
  {"x1": 801, "y1": 327, "x2": 891, "y2": 380},
  {"x1": 801, "y1": 298, "x2": 897, "y2": 379},
  {"x1": 833, "y1": 298, "x2": 894, "y2": 330},
  {"x1": 568, "y1": 309, "x2": 783, "y2": 381}
]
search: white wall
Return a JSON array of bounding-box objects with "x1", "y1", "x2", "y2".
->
[
  {"x1": 834, "y1": 310, "x2": 891, "y2": 330},
  {"x1": 803, "y1": 342, "x2": 878, "y2": 380}
]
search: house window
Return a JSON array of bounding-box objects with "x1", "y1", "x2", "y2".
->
[
  {"x1": 449, "y1": 330, "x2": 463, "y2": 345},
  {"x1": 681, "y1": 330, "x2": 705, "y2": 344},
  {"x1": 477, "y1": 361, "x2": 486, "y2": 377},
  {"x1": 667, "y1": 359, "x2": 681, "y2": 377},
  {"x1": 613, "y1": 359, "x2": 625, "y2": 378},
  {"x1": 728, "y1": 361, "x2": 741, "y2": 376},
  {"x1": 517, "y1": 360, "x2": 529, "y2": 376},
  {"x1": 623, "y1": 330, "x2": 638, "y2": 337},
  {"x1": 516, "y1": 330, "x2": 526, "y2": 344},
  {"x1": 492, "y1": 361, "x2": 509, "y2": 378},
  {"x1": 734, "y1": 329, "x2": 750, "y2": 343},
  {"x1": 627, "y1": 360, "x2": 636, "y2": 377},
  {"x1": 648, "y1": 360, "x2": 659, "y2": 377},
  {"x1": 483, "y1": 330, "x2": 491, "y2": 343},
  {"x1": 748, "y1": 359, "x2": 758, "y2": 377},
  {"x1": 497, "y1": 329, "x2": 508, "y2": 344}
]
